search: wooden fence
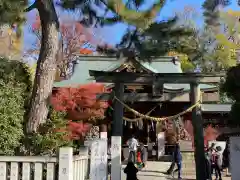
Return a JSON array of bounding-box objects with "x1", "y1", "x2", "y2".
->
[{"x1": 0, "y1": 147, "x2": 89, "y2": 180}]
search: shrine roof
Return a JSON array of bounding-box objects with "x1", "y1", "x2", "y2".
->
[
  {"x1": 201, "y1": 104, "x2": 231, "y2": 113},
  {"x1": 53, "y1": 55, "x2": 217, "y2": 91}
]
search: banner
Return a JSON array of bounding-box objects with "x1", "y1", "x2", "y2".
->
[{"x1": 90, "y1": 139, "x2": 108, "y2": 180}]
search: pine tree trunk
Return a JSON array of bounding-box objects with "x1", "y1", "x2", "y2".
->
[{"x1": 26, "y1": 0, "x2": 59, "y2": 133}]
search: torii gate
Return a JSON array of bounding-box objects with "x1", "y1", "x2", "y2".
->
[{"x1": 89, "y1": 70, "x2": 224, "y2": 180}]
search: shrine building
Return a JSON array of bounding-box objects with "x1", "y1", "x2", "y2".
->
[{"x1": 53, "y1": 55, "x2": 233, "y2": 157}]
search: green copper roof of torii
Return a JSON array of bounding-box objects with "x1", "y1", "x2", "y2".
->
[{"x1": 53, "y1": 55, "x2": 216, "y2": 91}]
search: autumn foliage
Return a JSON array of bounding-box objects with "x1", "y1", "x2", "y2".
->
[
  {"x1": 67, "y1": 121, "x2": 91, "y2": 140},
  {"x1": 51, "y1": 83, "x2": 109, "y2": 139},
  {"x1": 51, "y1": 83, "x2": 109, "y2": 120},
  {"x1": 31, "y1": 15, "x2": 95, "y2": 55}
]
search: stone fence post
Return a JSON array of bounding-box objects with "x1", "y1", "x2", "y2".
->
[{"x1": 58, "y1": 147, "x2": 73, "y2": 180}]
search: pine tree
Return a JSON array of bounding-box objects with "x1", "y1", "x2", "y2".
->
[
  {"x1": 202, "y1": 0, "x2": 230, "y2": 31},
  {"x1": 60, "y1": 1, "x2": 195, "y2": 61},
  {"x1": 60, "y1": 0, "x2": 166, "y2": 30},
  {"x1": 23, "y1": 0, "x2": 60, "y2": 133}
]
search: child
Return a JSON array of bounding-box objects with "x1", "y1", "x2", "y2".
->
[
  {"x1": 136, "y1": 151, "x2": 144, "y2": 169},
  {"x1": 124, "y1": 162, "x2": 139, "y2": 180}
]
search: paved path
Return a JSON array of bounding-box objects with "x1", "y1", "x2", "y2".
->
[{"x1": 120, "y1": 161, "x2": 231, "y2": 180}]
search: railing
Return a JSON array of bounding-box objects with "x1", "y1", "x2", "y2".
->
[
  {"x1": 0, "y1": 147, "x2": 90, "y2": 180},
  {"x1": 73, "y1": 155, "x2": 89, "y2": 180},
  {"x1": 0, "y1": 156, "x2": 57, "y2": 180}
]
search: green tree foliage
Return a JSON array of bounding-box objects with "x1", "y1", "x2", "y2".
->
[
  {"x1": 214, "y1": 11, "x2": 239, "y2": 68},
  {"x1": 0, "y1": 0, "x2": 27, "y2": 36},
  {"x1": 21, "y1": 107, "x2": 73, "y2": 155},
  {"x1": 195, "y1": 0, "x2": 234, "y2": 72},
  {"x1": 208, "y1": 1, "x2": 240, "y2": 125},
  {"x1": 171, "y1": 4, "x2": 232, "y2": 72},
  {"x1": 60, "y1": 0, "x2": 166, "y2": 30},
  {"x1": 172, "y1": 1, "x2": 236, "y2": 72},
  {"x1": 202, "y1": 0, "x2": 230, "y2": 31},
  {"x1": 60, "y1": 0, "x2": 194, "y2": 61},
  {"x1": 221, "y1": 65, "x2": 240, "y2": 125},
  {"x1": 0, "y1": 57, "x2": 32, "y2": 155},
  {"x1": 167, "y1": 51, "x2": 195, "y2": 72}
]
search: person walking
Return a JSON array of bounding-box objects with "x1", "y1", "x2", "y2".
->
[
  {"x1": 212, "y1": 146, "x2": 223, "y2": 180},
  {"x1": 223, "y1": 142, "x2": 230, "y2": 176},
  {"x1": 127, "y1": 135, "x2": 139, "y2": 164},
  {"x1": 166, "y1": 142, "x2": 182, "y2": 180},
  {"x1": 205, "y1": 146, "x2": 212, "y2": 180},
  {"x1": 166, "y1": 144, "x2": 177, "y2": 175},
  {"x1": 172, "y1": 142, "x2": 183, "y2": 180}
]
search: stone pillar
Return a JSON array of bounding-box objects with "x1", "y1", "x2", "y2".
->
[
  {"x1": 190, "y1": 83, "x2": 206, "y2": 180},
  {"x1": 58, "y1": 147, "x2": 73, "y2": 180},
  {"x1": 111, "y1": 82, "x2": 124, "y2": 180}
]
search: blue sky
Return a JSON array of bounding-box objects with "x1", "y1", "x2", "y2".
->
[{"x1": 23, "y1": 0, "x2": 240, "y2": 52}]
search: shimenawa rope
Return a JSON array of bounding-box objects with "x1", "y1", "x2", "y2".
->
[{"x1": 111, "y1": 90, "x2": 202, "y2": 122}]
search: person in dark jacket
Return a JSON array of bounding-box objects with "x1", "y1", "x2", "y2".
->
[
  {"x1": 223, "y1": 142, "x2": 230, "y2": 176},
  {"x1": 124, "y1": 162, "x2": 138, "y2": 180}
]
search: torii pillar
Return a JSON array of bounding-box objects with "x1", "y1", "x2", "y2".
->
[
  {"x1": 190, "y1": 82, "x2": 206, "y2": 180},
  {"x1": 111, "y1": 82, "x2": 124, "y2": 180}
]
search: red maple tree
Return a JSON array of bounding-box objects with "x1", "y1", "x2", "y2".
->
[
  {"x1": 51, "y1": 83, "x2": 109, "y2": 139},
  {"x1": 67, "y1": 121, "x2": 91, "y2": 140}
]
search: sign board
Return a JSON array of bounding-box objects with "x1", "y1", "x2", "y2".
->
[
  {"x1": 230, "y1": 137, "x2": 240, "y2": 180},
  {"x1": 90, "y1": 139, "x2": 108, "y2": 180}
]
